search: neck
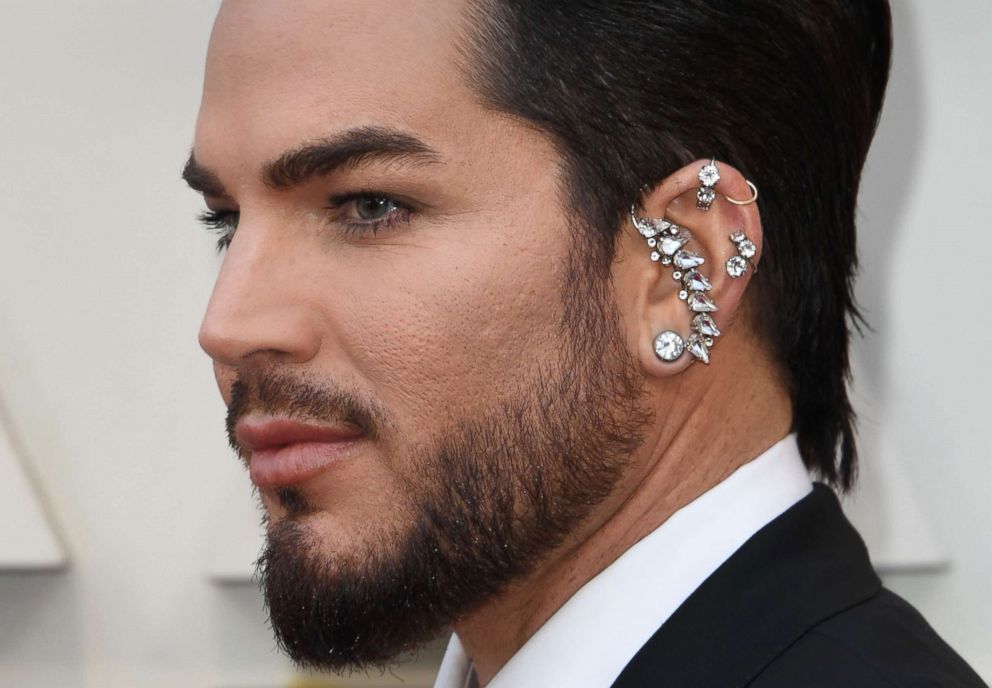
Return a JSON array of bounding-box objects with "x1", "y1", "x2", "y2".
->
[{"x1": 452, "y1": 330, "x2": 793, "y2": 686}]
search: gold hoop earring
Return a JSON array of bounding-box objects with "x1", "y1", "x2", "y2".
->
[{"x1": 725, "y1": 180, "x2": 759, "y2": 206}]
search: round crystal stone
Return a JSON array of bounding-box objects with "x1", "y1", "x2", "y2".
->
[
  {"x1": 654, "y1": 330, "x2": 685, "y2": 362},
  {"x1": 698, "y1": 164, "x2": 720, "y2": 187},
  {"x1": 730, "y1": 229, "x2": 747, "y2": 244},
  {"x1": 738, "y1": 240, "x2": 757, "y2": 259},
  {"x1": 726, "y1": 255, "x2": 747, "y2": 278}
]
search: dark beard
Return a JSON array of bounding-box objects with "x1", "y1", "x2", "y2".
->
[{"x1": 236, "y1": 247, "x2": 654, "y2": 674}]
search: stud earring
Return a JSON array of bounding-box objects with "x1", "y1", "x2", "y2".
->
[
  {"x1": 631, "y1": 205, "x2": 720, "y2": 365},
  {"x1": 696, "y1": 159, "x2": 720, "y2": 211},
  {"x1": 654, "y1": 330, "x2": 685, "y2": 362},
  {"x1": 726, "y1": 229, "x2": 758, "y2": 278}
]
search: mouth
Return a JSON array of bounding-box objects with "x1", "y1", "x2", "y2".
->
[{"x1": 235, "y1": 415, "x2": 366, "y2": 488}]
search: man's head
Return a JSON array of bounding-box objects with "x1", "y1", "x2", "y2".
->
[{"x1": 186, "y1": 0, "x2": 890, "y2": 674}]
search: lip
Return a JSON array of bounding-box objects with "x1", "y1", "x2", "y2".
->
[{"x1": 235, "y1": 416, "x2": 366, "y2": 488}]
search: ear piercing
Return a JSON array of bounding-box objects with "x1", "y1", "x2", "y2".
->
[
  {"x1": 697, "y1": 158, "x2": 760, "y2": 210},
  {"x1": 631, "y1": 206, "x2": 720, "y2": 365},
  {"x1": 726, "y1": 229, "x2": 758, "y2": 278},
  {"x1": 725, "y1": 180, "x2": 759, "y2": 206},
  {"x1": 636, "y1": 160, "x2": 761, "y2": 365},
  {"x1": 696, "y1": 159, "x2": 719, "y2": 211},
  {"x1": 654, "y1": 330, "x2": 685, "y2": 362}
]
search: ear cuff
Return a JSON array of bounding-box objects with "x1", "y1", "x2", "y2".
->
[{"x1": 631, "y1": 208, "x2": 719, "y2": 364}]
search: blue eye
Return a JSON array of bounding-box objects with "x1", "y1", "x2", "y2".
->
[
  {"x1": 330, "y1": 192, "x2": 413, "y2": 236},
  {"x1": 198, "y1": 209, "x2": 239, "y2": 252}
]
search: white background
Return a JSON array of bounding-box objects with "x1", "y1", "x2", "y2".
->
[{"x1": 0, "y1": 1, "x2": 989, "y2": 686}]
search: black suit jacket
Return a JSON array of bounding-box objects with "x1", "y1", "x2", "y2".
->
[{"x1": 611, "y1": 484, "x2": 987, "y2": 687}]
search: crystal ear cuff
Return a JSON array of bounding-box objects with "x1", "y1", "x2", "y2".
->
[{"x1": 631, "y1": 208, "x2": 720, "y2": 365}]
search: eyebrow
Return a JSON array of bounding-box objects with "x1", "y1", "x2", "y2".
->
[{"x1": 181, "y1": 125, "x2": 442, "y2": 197}]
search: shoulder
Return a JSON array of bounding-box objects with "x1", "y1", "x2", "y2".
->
[{"x1": 751, "y1": 588, "x2": 988, "y2": 688}]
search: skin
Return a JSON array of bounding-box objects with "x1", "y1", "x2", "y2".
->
[{"x1": 190, "y1": 0, "x2": 793, "y2": 684}]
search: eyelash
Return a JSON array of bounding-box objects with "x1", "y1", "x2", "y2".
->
[
  {"x1": 198, "y1": 209, "x2": 238, "y2": 253},
  {"x1": 197, "y1": 191, "x2": 414, "y2": 253}
]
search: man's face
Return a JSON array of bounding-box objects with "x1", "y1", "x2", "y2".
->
[{"x1": 191, "y1": 0, "x2": 651, "y2": 671}]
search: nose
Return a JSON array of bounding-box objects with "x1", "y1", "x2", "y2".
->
[{"x1": 198, "y1": 224, "x2": 322, "y2": 367}]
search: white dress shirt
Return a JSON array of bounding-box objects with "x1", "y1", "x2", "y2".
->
[{"x1": 432, "y1": 432, "x2": 812, "y2": 688}]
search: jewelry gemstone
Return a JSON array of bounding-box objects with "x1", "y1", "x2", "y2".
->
[
  {"x1": 635, "y1": 221, "x2": 656, "y2": 238},
  {"x1": 660, "y1": 234, "x2": 689, "y2": 256},
  {"x1": 635, "y1": 217, "x2": 669, "y2": 239},
  {"x1": 683, "y1": 269, "x2": 712, "y2": 292},
  {"x1": 698, "y1": 163, "x2": 720, "y2": 187},
  {"x1": 686, "y1": 334, "x2": 710, "y2": 364},
  {"x1": 647, "y1": 238, "x2": 657, "y2": 247},
  {"x1": 672, "y1": 271, "x2": 683, "y2": 280},
  {"x1": 673, "y1": 249, "x2": 705, "y2": 270},
  {"x1": 687, "y1": 291, "x2": 718, "y2": 313},
  {"x1": 696, "y1": 187, "x2": 716, "y2": 207},
  {"x1": 737, "y1": 239, "x2": 757, "y2": 259},
  {"x1": 678, "y1": 290, "x2": 688, "y2": 300},
  {"x1": 654, "y1": 330, "x2": 685, "y2": 362},
  {"x1": 650, "y1": 251, "x2": 661, "y2": 262},
  {"x1": 692, "y1": 313, "x2": 721, "y2": 338},
  {"x1": 726, "y1": 255, "x2": 747, "y2": 278},
  {"x1": 730, "y1": 229, "x2": 747, "y2": 244}
]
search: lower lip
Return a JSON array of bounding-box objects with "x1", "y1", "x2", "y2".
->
[{"x1": 249, "y1": 439, "x2": 364, "y2": 488}]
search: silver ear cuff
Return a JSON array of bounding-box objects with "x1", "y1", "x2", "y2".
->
[{"x1": 631, "y1": 206, "x2": 720, "y2": 365}]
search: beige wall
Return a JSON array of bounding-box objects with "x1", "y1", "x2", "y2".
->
[{"x1": 0, "y1": 1, "x2": 988, "y2": 685}]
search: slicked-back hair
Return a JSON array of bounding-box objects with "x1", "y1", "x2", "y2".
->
[{"x1": 461, "y1": 0, "x2": 892, "y2": 490}]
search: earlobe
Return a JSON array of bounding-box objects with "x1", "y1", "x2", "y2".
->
[{"x1": 631, "y1": 159, "x2": 762, "y2": 375}]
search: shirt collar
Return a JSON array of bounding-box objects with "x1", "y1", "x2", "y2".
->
[{"x1": 433, "y1": 433, "x2": 811, "y2": 688}]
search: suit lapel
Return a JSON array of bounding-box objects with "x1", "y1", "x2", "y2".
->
[{"x1": 611, "y1": 484, "x2": 881, "y2": 688}]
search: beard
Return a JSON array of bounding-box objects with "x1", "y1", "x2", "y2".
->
[{"x1": 225, "y1": 245, "x2": 654, "y2": 674}]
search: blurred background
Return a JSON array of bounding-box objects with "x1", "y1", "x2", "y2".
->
[{"x1": 0, "y1": 1, "x2": 989, "y2": 686}]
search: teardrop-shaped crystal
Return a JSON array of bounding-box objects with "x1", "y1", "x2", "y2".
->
[
  {"x1": 682, "y1": 269, "x2": 712, "y2": 292},
  {"x1": 687, "y1": 291, "x2": 718, "y2": 313},
  {"x1": 660, "y1": 234, "x2": 689, "y2": 256},
  {"x1": 692, "y1": 313, "x2": 721, "y2": 338},
  {"x1": 687, "y1": 334, "x2": 710, "y2": 364},
  {"x1": 634, "y1": 217, "x2": 669, "y2": 239},
  {"x1": 673, "y1": 249, "x2": 705, "y2": 270}
]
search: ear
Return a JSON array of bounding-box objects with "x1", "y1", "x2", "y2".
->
[{"x1": 626, "y1": 159, "x2": 762, "y2": 377}]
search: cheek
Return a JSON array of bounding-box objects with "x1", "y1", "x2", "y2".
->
[{"x1": 338, "y1": 234, "x2": 567, "y2": 434}]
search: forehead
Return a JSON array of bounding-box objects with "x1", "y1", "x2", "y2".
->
[{"x1": 197, "y1": 0, "x2": 478, "y2": 166}]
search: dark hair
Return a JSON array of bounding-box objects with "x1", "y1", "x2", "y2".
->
[{"x1": 461, "y1": 0, "x2": 892, "y2": 489}]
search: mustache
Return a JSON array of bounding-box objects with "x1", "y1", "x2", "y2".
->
[{"x1": 225, "y1": 369, "x2": 384, "y2": 453}]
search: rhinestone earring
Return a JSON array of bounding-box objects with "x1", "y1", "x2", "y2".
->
[
  {"x1": 696, "y1": 159, "x2": 720, "y2": 211},
  {"x1": 631, "y1": 206, "x2": 720, "y2": 364},
  {"x1": 654, "y1": 330, "x2": 684, "y2": 362},
  {"x1": 726, "y1": 229, "x2": 757, "y2": 278}
]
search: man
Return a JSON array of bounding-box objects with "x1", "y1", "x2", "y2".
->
[{"x1": 183, "y1": 1, "x2": 986, "y2": 686}]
